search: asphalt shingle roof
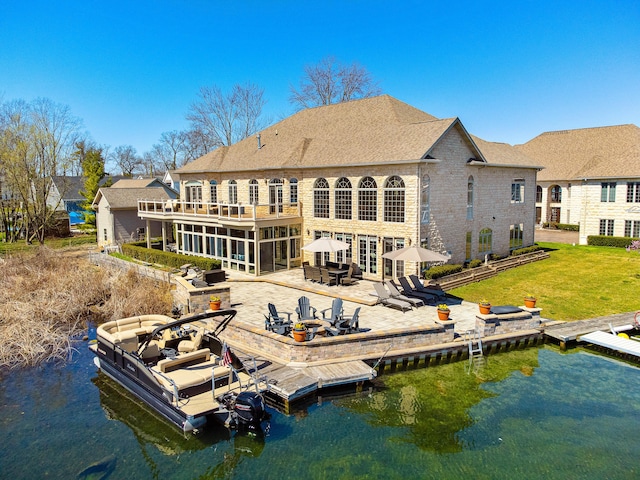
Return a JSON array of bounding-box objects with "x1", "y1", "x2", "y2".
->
[{"x1": 515, "y1": 124, "x2": 640, "y2": 181}]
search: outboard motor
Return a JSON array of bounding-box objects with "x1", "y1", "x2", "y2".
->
[{"x1": 234, "y1": 392, "x2": 267, "y2": 431}]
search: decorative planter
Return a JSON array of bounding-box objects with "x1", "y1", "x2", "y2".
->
[
  {"x1": 478, "y1": 304, "x2": 491, "y2": 315},
  {"x1": 437, "y1": 309, "x2": 450, "y2": 321},
  {"x1": 209, "y1": 301, "x2": 221, "y2": 311},
  {"x1": 292, "y1": 330, "x2": 307, "y2": 342},
  {"x1": 524, "y1": 298, "x2": 537, "y2": 308}
]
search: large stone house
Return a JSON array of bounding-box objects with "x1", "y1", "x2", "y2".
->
[
  {"x1": 93, "y1": 178, "x2": 178, "y2": 248},
  {"x1": 516, "y1": 124, "x2": 640, "y2": 244},
  {"x1": 138, "y1": 95, "x2": 540, "y2": 279}
]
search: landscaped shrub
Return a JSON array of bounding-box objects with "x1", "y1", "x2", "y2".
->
[
  {"x1": 121, "y1": 243, "x2": 222, "y2": 270},
  {"x1": 423, "y1": 264, "x2": 463, "y2": 279},
  {"x1": 556, "y1": 223, "x2": 579, "y2": 231},
  {"x1": 511, "y1": 245, "x2": 542, "y2": 256},
  {"x1": 588, "y1": 235, "x2": 640, "y2": 248},
  {"x1": 468, "y1": 259, "x2": 483, "y2": 268}
]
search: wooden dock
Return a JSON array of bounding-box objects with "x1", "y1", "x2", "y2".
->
[
  {"x1": 543, "y1": 312, "x2": 637, "y2": 347},
  {"x1": 251, "y1": 358, "x2": 376, "y2": 409},
  {"x1": 579, "y1": 330, "x2": 640, "y2": 358}
]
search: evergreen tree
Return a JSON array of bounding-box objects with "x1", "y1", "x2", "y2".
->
[{"x1": 78, "y1": 144, "x2": 105, "y2": 226}]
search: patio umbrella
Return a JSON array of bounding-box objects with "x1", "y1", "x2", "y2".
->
[
  {"x1": 382, "y1": 245, "x2": 450, "y2": 263},
  {"x1": 301, "y1": 237, "x2": 350, "y2": 253}
]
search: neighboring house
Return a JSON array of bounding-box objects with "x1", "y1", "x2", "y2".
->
[
  {"x1": 92, "y1": 178, "x2": 178, "y2": 248},
  {"x1": 515, "y1": 124, "x2": 640, "y2": 245},
  {"x1": 46, "y1": 176, "x2": 86, "y2": 224},
  {"x1": 138, "y1": 95, "x2": 540, "y2": 278},
  {"x1": 163, "y1": 170, "x2": 179, "y2": 191}
]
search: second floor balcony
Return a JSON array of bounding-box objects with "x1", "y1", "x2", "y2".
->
[{"x1": 138, "y1": 199, "x2": 302, "y2": 225}]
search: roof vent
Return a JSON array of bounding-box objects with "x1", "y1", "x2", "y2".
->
[{"x1": 257, "y1": 133, "x2": 262, "y2": 150}]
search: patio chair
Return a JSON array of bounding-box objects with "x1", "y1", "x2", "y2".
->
[
  {"x1": 320, "y1": 267, "x2": 337, "y2": 286},
  {"x1": 350, "y1": 262, "x2": 364, "y2": 280},
  {"x1": 264, "y1": 303, "x2": 293, "y2": 335},
  {"x1": 326, "y1": 307, "x2": 361, "y2": 336},
  {"x1": 408, "y1": 274, "x2": 447, "y2": 300},
  {"x1": 372, "y1": 283, "x2": 412, "y2": 312},
  {"x1": 296, "y1": 296, "x2": 318, "y2": 321},
  {"x1": 321, "y1": 298, "x2": 344, "y2": 326},
  {"x1": 340, "y1": 266, "x2": 359, "y2": 286},
  {"x1": 384, "y1": 280, "x2": 424, "y2": 308},
  {"x1": 398, "y1": 277, "x2": 436, "y2": 304}
]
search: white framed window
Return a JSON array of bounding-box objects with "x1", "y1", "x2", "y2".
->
[
  {"x1": 228, "y1": 180, "x2": 237, "y2": 204},
  {"x1": 601, "y1": 183, "x2": 616, "y2": 202},
  {"x1": 467, "y1": 176, "x2": 474, "y2": 220},
  {"x1": 421, "y1": 175, "x2": 430, "y2": 224},
  {"x1": 335, "y1": 177, "x2": 352, "y2": 220},
  {"x1": 599, "y1": 219, "x2": 614, "y2": 236},
  {"x1": 289, "y1": 178, "x2": 298, "y2": 204},
  {"x1": 624, "y1": 220, "x2": 640, "y2": 238},
  {"x1": 384, "y1": 175, "x2": 405, "y2": 223},
  {"x1": 313, "y1": 178, "x2": 330, "y2": 218},
  {"x1": 510, "y1": 224, "x2": 523, "y2": 250},
  {"x1": 627, "y1": 182, "x2": 640, "y2": 203},
  {"x1": 511, "y1": 179, "x2": 525, "y2": 204},
  {"x1": 249, "y1": 179, "x2": 259, "y2": 205},
  {"x1": 209, "y1": 180, "x2": 217, "y2": 203},
  {"x1": 479, "y1": 228, "x2": 492, "y2": 254},
  {"x1": 358, "y1": 176, "x2": 377, "y2": 221}
]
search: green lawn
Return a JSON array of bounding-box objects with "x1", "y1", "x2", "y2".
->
[
  {"x1": 0, "y1": 234, "x2": 96, "y2": 256},
  {"x1": 449, "y1": 242, "x2": 640, "y2": 321}
]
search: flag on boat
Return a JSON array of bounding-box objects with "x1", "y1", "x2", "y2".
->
[{"x1": 221, "y1": 342, "x2": 233, "y2": 366}]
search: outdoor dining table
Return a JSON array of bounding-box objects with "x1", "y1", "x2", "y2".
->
[{"x1": 327, "y1": 269, "x2": 349, "y2": 285}]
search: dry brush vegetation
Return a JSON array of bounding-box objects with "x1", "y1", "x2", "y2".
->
[{"x1": 0, "y1": 247, "x2": 173, "y2": 370}]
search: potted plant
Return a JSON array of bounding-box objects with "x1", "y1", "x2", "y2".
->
[
  {"x1": 292, "y1": 322, "x2": 307, "y2": 342},
  {"x1": 478, "y1": 298, "x2": 491, "y2": 315},
  {"x1": 209, "y1": 295, "x2": 221, "y2": 311},
  {"x1": 437, "y1": 304, "x2": 450, "y2": 321},
  {"x1": 524, "y1": 293, "x2": 537, "y2": 308}
]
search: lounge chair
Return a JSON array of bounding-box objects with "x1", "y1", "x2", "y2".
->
[
  {"x1": 264, "y1": 303, "x2": 293, "y2": 335},
  {"x1": 321, "y1": 298, "x2": 344, "y2": 326},
  {"x1": 296, "y1": 296, "x2": 318, "y2": 321},
  {"x1": 340, "y1": 266, "x2": 359, "y2": 286},
  {"x1": 326, "y1": 307, "x2": 361, "y2": 336},
  {"x1": 398, "y1": 277, "x2": 436, "y2": 304},
  {"x1": 372, "y1": 283, "x2": 412, "y2": 312},
  {"x1": 408, "y1": 274, "x2": 447, "y2": 300},
  {"x1": 384, "y1": 280, "x2": 424, "y2": 308}
]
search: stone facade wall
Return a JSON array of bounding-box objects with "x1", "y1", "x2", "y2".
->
[{"x1": 172, "y1": 276, "x2": 231, "y2": 314}]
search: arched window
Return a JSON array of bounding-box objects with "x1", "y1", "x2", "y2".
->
[
  {"x1": 536, "y1": 185, "x2": 543, "y2": 203},
  {"x1": 335, "y1": 177, "x2": 352, "y2": 220},
  {"x1": 479, "y1": 228, "x2": 492, "y2": 254},
  {"x1": 384, "y1": 175, "x2": 405, "y2": 223},
  {"x1": 421, "y1": 174, "x2": 430, "y2": 224},
  {"x1": 313, "y1": 178, "x2": 330, "y2": 218},
  {"x1": 228, "y1": 180, "x2": 237, "y2": 204},
  {"x1": 289, "y1": 178, "x2": 298, "y2": 204},
  {"x1": 209, "y1": 180, "x2": 217, "y2": 203},
  {"x1": 358, "y1": 177, "x2": 377, "y2": 221},
  {"x1": 550, "y1": 185, "x2": 562, "y2": 202},
  {"x1": 467, "y1": 176, "x2": 474, "y2": 220},
  {"x1": 249, "y1": 179, "x2": 259, "y2": 205}
]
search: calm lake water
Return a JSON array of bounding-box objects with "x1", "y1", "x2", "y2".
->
[{"x1": 1, "y1": 342, "x2": 639, "y2": 480}]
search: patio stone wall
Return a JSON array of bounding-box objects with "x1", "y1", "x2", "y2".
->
[
  {"x1": 172, "y1": 275, "x2": 231, "y2": 314},
  {"x1": 475, "y1": 310, "x2": 541, "y2": 337},
  {"x1": 217, "y1": 320, "x2": 456, "y2": 364}
]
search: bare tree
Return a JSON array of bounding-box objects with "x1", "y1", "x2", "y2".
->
[
  {"x1": 289, "y1": 56, "x2": 381, "y2": 110},
  {"x1": 152, "y1": 130, "x2": 189, "y2": 171},
  {"x1": 0, "y1": 97, "x2": 82, "y2": 243},
  {"x1": 110, "y1": 145, "x2": 142, "y2": 177},
  {"x1": 186, "y1": 83, "x2": 267, "y2": 149}
]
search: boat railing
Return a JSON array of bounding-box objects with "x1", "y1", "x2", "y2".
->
[{"x1": 152, "y1": 370, "x2": 181, "y2": 406}]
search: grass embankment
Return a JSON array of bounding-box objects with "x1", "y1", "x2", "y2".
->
[
  {"x1": 0, "y1": 234, "x2": 96, "y2": 256},
  {"x1": 0, "y1": 247, "x2": 173, "y2": 370},
  {"x1": 450, "y1": 242, "x2": 640, "y2": 321}
]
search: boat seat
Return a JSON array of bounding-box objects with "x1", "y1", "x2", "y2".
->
[
  {"x1": 112, "y1": 330, "x2": 138, "y2": 352},
  {"x1": 140, "y1": 340, "x2": 160, "y2": 359},
  {"x1": 156, "y1": 348, "x2": 211, "y2": 373}
]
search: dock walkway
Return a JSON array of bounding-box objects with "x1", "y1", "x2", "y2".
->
[
  {"x1": 578, "y1": 330, "x2": 640, "y2": 358},
  {"x1": 544, "y1": 312, "x2": 637, "y2": 346}
]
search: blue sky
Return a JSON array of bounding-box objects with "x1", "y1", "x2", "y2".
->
[{"x1": 1, "y1": 0, "x2": 638, "y2": 157}]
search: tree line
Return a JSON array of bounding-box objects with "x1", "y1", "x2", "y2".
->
[{"x1": 0, "y1": 57, "x2": 379, "y2": 243}]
